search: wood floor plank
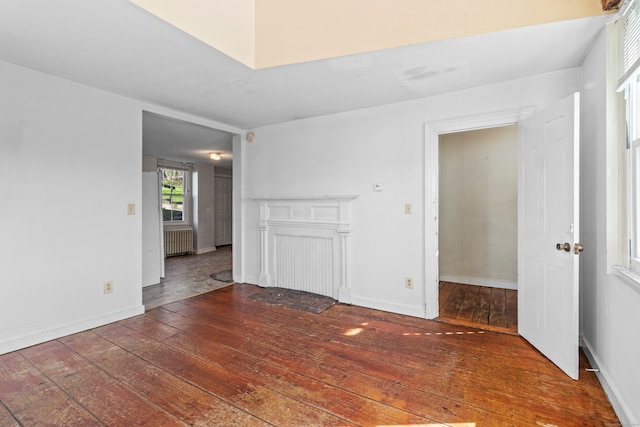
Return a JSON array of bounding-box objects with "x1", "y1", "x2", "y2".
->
[
  {"x1": 124, "y1": 313, "x2": 435, "y2": 426},
  {"x1": 317, "y1": 292, "x2": 615, "y2": 407},
  {"x1": 145, "y1": 304, "x2": 516, "y2": 424},
  {"x1": 94, "y1": 322, "x2": 356, "y2": 426},
  {"x1": 328, "y1": 304, "x2": 615, "y2": 411},
  {"x1": 440, "y1": 283, "x2": 469, "y2": 318},
  {"x1": 221, "y1": 288, "x2": 615, "y2": 416},
  {"x1": 457, "y1": 284, "x2": 481, "y2": 321},
  {"x1": 133, "y1": 306, "x2": 527, "y2": 426},
  {"x1": 438, "y1": 281, "x2": 455, "y2": 306},
  {"x1": 19, "y1": 341, "x2": 185, "y2": 427},
  {"x1": 58, "y1": 331, "x2": 269, "y2": 427},
  {"x1": 0, "y1": 402, "x2": 20, "y2": 427},
  {"x1": 148, "y1": 291, "x2": 617, "y2": 426},
  {"x1": 186, "y1": 295, "x2": 541, "y2": 395},
  {"x1": 506, "y1": 288, "x2": 518, "y2": 328},
  {"x1": 328, "y1": 302, "x2": 523, "y2": 361},
  {"x1": 489, "y1": 288, "x2": 508, "y2": 327},
  {"x1": 471, "y1": 285, "x2": 492, "y2": 324},
  {"x1": 150, "y1": 323, "x2": 435, "y2": 426},
  {"x1": 0, "y1": 283, "x2": 619, "y2": 427},
  {"x1": 187, "y1": 288, "x2": 535, "y2": 373},
  {"x1": 0, "y1": 351, "x2": 102, "y2": 427},
  {"x1": 438, "y1": 282, "x2": 518, "y2": 333}
]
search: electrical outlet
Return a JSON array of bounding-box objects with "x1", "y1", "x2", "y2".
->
[
  {"x1": 103, "y1": 280, "x2": 113, "y2": 294},
  {"x1": 405, "y1": 277, "x2": 413, "y2": 289},
  {"x1": 405, "y1": 203, "x2": 412, "y2": 214}
]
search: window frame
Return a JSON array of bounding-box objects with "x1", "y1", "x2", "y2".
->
[
  {"x1": 606, "y1": 2, "x2": 640, "y2": 296},
  {"x1": 623, "y1": 73, "x2": 640, "y2": 272},
  {"x1": 159, "y1": 165, "x2": 192, "y2": 227}
]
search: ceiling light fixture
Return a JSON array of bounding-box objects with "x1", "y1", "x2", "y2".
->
[{"x1": 209, "y1": 152, "x2": 222, "y2": 160}]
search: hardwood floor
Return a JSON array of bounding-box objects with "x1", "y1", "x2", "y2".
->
[
  {"x1": 439, "y1": 281, "x2": 518, "y2": 334},
  {"x1": 0, "y1": 283, "x2": 619, "y2": 426}
]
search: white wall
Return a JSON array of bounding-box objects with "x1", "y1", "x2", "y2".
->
[
  {"x1": 0, "y1": 59, "x2": 243, "y2": 355},
  {"x1": 241, "y1": 68, "x2": 584, "y2": 317},
  {"x1": 439, "y1": 126, "x2": 518, "y2": 289},
  {"x1": 581, "y1": 29, "x2": 640, "y2": 425},
  {"x1": 215, "y1": 167, "x2": 232, "y2": 177},
  {"x1": 0, "y1": 60, "x2": 144, "y2": 353},
  {"x1": 142, "y1": 155, "x2": 157, "y2": 172}
]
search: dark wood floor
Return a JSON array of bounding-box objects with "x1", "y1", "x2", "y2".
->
[
  {"x1": 0, "y1": 283, "x2": 618, "y2": 426},
  {"x1": 439, "y1": 281, "x2": 518, "y2": 334}
]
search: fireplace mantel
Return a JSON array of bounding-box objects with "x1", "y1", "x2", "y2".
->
[
  {"x1": 252, "y1": 195, "x2": 357, "y2": 229},
  {"x1": 251, "y1": 195, "x2": 358, "y2": 302}
]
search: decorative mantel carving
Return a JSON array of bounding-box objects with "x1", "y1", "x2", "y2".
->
[{"x1": 251, "y1": 195, "x2": 358, "y2": 302}]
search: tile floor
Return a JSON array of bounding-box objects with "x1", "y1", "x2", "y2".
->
[{"x1": 142, "y1": 245, "x2": 233, "y2": 309}]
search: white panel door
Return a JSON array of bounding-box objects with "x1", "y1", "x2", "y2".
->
[
  {"x1": 214, "y1": 176, "x2": 232, "y2": 246},
  {"x1": 518, "y1": 93, "x2": 581, "y2": 379}
]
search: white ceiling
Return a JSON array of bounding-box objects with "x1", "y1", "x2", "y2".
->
[
  {"x1": 0, "y1": 0, "x2": 612, "y2": 166},
  {"x1": 143, "y1": 112, "x2": 234, "y2": 169}
]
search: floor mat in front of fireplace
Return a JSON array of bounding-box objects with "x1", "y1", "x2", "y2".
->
[{"x1": 247, "y1": 287, "x2": 337, "y2": 314}]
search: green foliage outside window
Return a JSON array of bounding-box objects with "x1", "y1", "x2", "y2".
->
[{"x1": 160, "y1": 167, "x2": 185, "y2": 222}]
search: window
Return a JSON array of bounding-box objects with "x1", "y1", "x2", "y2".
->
[
  {"x1": 618, "y1": 0, "x2": 640, "y2": 271},
  {"x1": 627, "y1": 77, "x2": 640, "y2": 269},
  {"x1": 160, "y1": 167, "x2": 188, "y2": 223}
]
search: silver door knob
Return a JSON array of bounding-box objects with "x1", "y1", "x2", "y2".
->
[{"x1": 556, "y1": 242, "x2": 571, "y2": 252}]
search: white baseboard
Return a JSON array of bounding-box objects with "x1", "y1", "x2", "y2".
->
[
  {"x1": 338, "y1": 286, "x2": 352, "y2": 304},
  {"x1": 196, "y1": 246, "x2": 217, "y2": 255},
  {"x1": 239, "y1": 275, "x2": 258, "y2": 285},
  {"x1": 439, "y1": 274, "x2": 517, "y2": 290},
  {"x1": 0, "y1": 305, "x2": 145, "y2": 355},
  {"x1": 350, "y1": 295, "x2": 425, "y2": 318},
  {"x1": 581, "y1": 336, "x2": 637, "y2": 427}
]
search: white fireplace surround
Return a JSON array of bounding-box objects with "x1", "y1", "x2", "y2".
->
[{"x1": 252, "y1": 195, "x2": 358, "y2": 302}]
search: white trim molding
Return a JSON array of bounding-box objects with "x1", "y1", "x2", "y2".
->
[
  {"x1": 424, "y1": 107, "x2": 535, "y2": 319},
  {"x1": 439, "y1": 275, "x2": 517, "y2": 290},
  {"x1": 0, "y1": 305, "x2": 145, "y2": 356},
  {"x1": 581, "y1": 337, "x2": 637, "y2": 427}
]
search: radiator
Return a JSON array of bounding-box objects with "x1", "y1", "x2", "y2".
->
[
  {"x1": 164, "y1": 227, "x2": 193, "y2": 257},
  {"x1": 274, "y1": 234, "x2": 334, "y2": 297}
]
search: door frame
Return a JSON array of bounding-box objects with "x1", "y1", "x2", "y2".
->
[
  {"x1": 423, "y1": 107, "x2": 535, "y2": 319},
  {"x1": 214, "y1": 173, "x2": 233, "y2": 247}
]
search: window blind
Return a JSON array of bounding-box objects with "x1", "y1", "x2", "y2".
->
[{"x1": 619, "y1": 0, "x2": 640, "y2": 85}]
